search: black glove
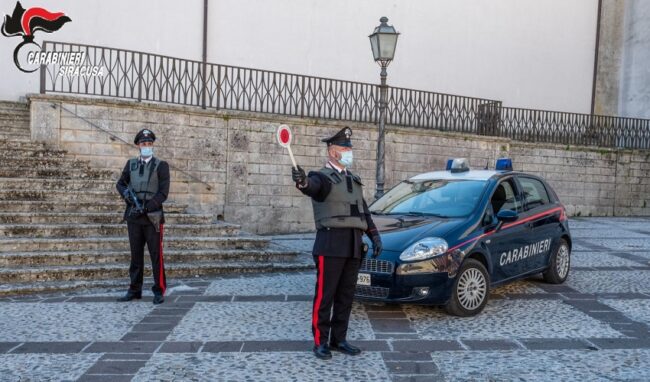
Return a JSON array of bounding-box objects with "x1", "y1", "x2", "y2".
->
[
  {"x1": 122, "y1": 189, "x2": 135, "y2": 206},
  {"x1": 291, "y1": 165, "x2": 307, "y2": 187},
  {"x1": 371, "y1": 234, "x2": 383, "y2": 258},
  {"x1": 145, "y1": 200, "x2": 157, "y2": 212}
]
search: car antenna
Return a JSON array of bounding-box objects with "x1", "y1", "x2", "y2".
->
[{"x1": 484, "y1": 159, "x2": 489, "y2": 170}]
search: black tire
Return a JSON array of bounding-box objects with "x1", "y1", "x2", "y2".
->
[
  {"x1": 445, "y1": 259, "x2": 490, "y2": 317},
  {"x1": 543, "y1": 238, "x2": 570, "y2": 284}
]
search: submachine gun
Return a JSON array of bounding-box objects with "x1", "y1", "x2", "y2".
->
[{"x1": 125, "y1": 188, "x2": 162, "y2": 232}]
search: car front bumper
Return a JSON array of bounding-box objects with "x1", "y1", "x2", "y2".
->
[{"x1": 354, "y1": 257, "x2": 455, "y2": 305}]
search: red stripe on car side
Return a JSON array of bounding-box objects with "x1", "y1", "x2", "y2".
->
[{"x1": 447, "y1": 207, "x2": 564, "y2": 252}]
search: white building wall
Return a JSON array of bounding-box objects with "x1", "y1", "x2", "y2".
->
[
  {"x1": 620, "y1": 0, "x2": 650, "y2": 119},
  {"x1": 1, "y1": 0, "x2": 598, "y2": 113}
]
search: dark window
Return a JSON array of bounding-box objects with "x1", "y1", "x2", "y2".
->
[
  {"x1": 519, "y1": 177, "x2": 550, "y2": 211},
  {"x1": 482, "y1": 204, "x2": 496, "y2": 226},
  {"x1": 490, "y1": 178, "x2": 521, "y2": 214}
]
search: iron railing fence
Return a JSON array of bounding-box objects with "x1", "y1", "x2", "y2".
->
[
  {"x1": 386, "y1": 86, "x2": 500, "y2": 134},
  {"x1": 40, "y1": 41, "x2": 499, "y2": 133},
  {"x1": 40, "y1": 41, "x2": 650, "y2": 150},
  {"x1": 492, "y1": 107, "x2": 650, "y2": 149}
]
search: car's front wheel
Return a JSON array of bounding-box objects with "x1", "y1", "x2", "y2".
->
[
  {"x1": 445, "y1": 259, "x2": 489, "y2": 317},
  {"x1": 543, "y1": 238, "x2": 570, "y2": 284}
]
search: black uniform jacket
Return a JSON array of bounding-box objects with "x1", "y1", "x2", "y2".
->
[
  {"x1": 299, "y1": 170, "x2": 378, "y2": 258},
  {"x1": 116, "y1": 157, "x2": 170, "y2": 224}
]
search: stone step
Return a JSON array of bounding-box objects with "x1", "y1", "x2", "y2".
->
[
  {"x1": 0, "y1": 117, "x2": 30, "y2": 127},
  {"x1": 0, "y1": 261, "x2": 312, "y2": 296},
  {"x1": 0, "y1": 167, "x2": 114, "y2": 180},
  {"x1": 0, "y1": 235, "x2": 268, "y2": 252},
  {"x1": 0, "y1": 135, "x2": 32, "y2": 141},
  {"x1": 0, "y1": 117, "x2": 29, "y2": 124},
  {"x1": 0, "y1": 106, "x2": 29, "y2": 113},
  {"x1": 0, "y1": 156, "x2": 85, "y2": 169},
  {"x1": 0, "y1": 124, "x2": 29, "y2": 132},
  {"x1": 0, "y1": 247, "x2": 299, "y2": 267},
  {"x1": 0, "y1": 101, "x2": 29, "y2": 111},
  {"x1": 0, "y1": 278, "x2": 127, "y2": 297},
  {"x1": 0, "y1": 189, "x2": 116, "y2": 202},
  {"x1": 0, "y1": 129, "x2": 30, "y2": 138},
  {"x1": 0, "y1": 107, "x2": 28, "y2": 113},
  {"x1": 0, "y1": 259, "x2": 311, "y2": 284},
  {"x1": 0, "y1": 139, "x2": 50, "y2": 150},
  {"x1": 0, "y1": 177, "x2": 116, "y2": 191},
  {"x1": 0, "y1": 212, "x2": 212, "y2": 225},
  {"x1": 0, "y1": 147, "x2": 67, "y2": 159},
  {"x1": 0, "y1": 200, "x2": 187, "y2": 213},
  {"x1": 0, "y1": 223, "x2": 240, "y2": 238}
]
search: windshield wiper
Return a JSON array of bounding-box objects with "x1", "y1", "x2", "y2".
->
[
  {"x1": 402, "y1": 211, "x2": 449, "y2": 218},
  {"x1": 370, "y1": 211, "x2": 387, "y2": 215}
]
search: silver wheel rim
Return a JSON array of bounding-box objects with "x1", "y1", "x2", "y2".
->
[
  {"x1": 556, "y1": 244, "x2": 570, "y2": 279},
  {"x1": 457, "y1": 267, "x2": 487, "y2": 311}
]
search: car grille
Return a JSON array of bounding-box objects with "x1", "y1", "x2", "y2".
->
[
  {"x1": 355, "y1": 285, "x2": 390, "y2": 299},
  {"x1": 360, "y1": 258, "x2": 394, "y2": 274}
]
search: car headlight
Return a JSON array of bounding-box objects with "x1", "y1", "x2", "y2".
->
[{"x1": 399, "y1": 237, "x2": 448, "y2": 262}]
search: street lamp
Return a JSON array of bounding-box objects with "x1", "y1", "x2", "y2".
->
[{"x1": 369, "y1": 16, "x2": 399, "y2": 199}]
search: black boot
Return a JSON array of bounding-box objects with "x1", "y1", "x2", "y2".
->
[
  {"x1": 312, "y1": 344, "x2": 332, "y2": 360},
  {"x1": 153, "y1": 295, "x2": 165, "y2": 305},
  {"x1": 117, "y1": 291, "x2": 142, "y2": 302},
  {"x1": 330, "y1": 341, "x2": 361, "y2": 356}
]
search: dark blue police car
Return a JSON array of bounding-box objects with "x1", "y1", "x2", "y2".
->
[{"x1": 358, "y1": 158, "x2": 571, "y2": 316}]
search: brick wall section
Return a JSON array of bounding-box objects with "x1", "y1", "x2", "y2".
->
[{"x1": 29, "y1": 95, "x2": 650, "y2": 234}]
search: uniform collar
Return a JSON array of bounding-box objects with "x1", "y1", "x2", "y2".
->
[
  {"x1": 140, "y1": 155, "x2": 153, "y2": 164},
  {"x1": 327, "y1": 160, "x2": 347, "y2": 174}
]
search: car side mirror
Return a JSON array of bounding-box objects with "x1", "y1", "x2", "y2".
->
[
  {"x1": 495, "y1": 209, "x2": 517, "y2": 231},
  {"x1": 497, "y1": 209, "x2": 518, "y2": 222}
]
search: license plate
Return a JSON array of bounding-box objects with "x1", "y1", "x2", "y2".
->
[{"x1": 357, "y1": 273, "x2": 371, "y2": 286}]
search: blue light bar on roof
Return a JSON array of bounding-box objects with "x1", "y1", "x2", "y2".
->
[
  {"x1": 496, "y1": 158, "x2": 513, "y2": 171},
  {"x1": 450, "y1": 158, "x2": 470, "y2": 173},
  {"x1": 446, "y1": 159, "x2": 453, "y2": 171}
]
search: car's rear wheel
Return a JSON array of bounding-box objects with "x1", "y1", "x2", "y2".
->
[
  {"x1": 445, "y1": 259, "x2": 489, "y2": 317},
  {"x1": 543, "y1": 238, "x2": 570, "y2": 284}
]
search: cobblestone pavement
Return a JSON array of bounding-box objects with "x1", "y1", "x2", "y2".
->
[{"x1": 1, "y1": 217, "x2": 650, "y2": 381}]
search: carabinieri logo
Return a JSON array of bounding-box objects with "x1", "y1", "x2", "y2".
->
[{"x1": 1, "y1": 1, "x2": 71, "y2": 73}]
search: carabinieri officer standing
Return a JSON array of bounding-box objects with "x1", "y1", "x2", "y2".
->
[
  {"x1": 292, "y1": 127, "x2": 382, "y2": 360},
  {"x1": 116, "y1": 129, "x2": 170, "y2": 305}
]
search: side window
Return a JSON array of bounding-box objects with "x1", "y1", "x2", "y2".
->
[
  {"x1": 482, "y1": 203, "x2": 496, "y2": 226},
  {"x1": 490, "y1": 179, "x2": 521, "y2": 214},
  {"x1": 519, "y1": 177, "x2": 550, "y2": 211}
]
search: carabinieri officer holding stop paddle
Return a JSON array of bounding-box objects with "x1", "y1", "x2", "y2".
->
[{"x1": 286, "y1": 126, "x2": 382, "y2": 360}]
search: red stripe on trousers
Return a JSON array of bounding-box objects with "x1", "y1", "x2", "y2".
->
[
  {"x1": 312, "y1": 256, "x2": 325, "y2": 346},
  {"x1": 159, "y1": 223, "x2": 166, "y2": 295}
]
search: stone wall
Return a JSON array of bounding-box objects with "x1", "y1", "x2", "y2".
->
[{"x1": 29, "y1": 94, "x2": 650, "y2": 234}]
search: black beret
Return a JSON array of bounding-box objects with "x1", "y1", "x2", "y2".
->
[{"x1": 321, "y1": 127, "x2": 352, "y2": 147}]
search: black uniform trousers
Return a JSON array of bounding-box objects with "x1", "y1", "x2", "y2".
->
[
  {"x1": 312, "y1": 254, "x2": 361, "y2": 346},
  {"x1": 127, "y1": 221, "x2": 167, "y2": 296}
]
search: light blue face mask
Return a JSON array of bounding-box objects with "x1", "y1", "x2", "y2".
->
[
  {"x1": 339, "y1": 151, "x2": 353, "y2": 168},
  {"x1": 140, "y1": 147, "x2": 153, "y2": 157}
]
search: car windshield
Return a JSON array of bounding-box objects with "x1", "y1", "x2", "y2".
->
[{"x1": 370, "y1": 179, "x2": 487, "y2": 218}]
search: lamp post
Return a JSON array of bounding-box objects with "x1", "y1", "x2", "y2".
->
[{"x1": 369, "y1": 16, "x2": 399, "y2": 200}]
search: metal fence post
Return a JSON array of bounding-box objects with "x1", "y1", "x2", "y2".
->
[
  {"x1": 300, "y1": 76, "x2": 305, "y2": 118},
  {"x1": 137, "y1": 53, "x2": 142, "y2": 102}
]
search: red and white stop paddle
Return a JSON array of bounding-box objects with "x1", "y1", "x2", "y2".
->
[{"x1": 276, "y1": 124, "x2": 297, "y2": 169}]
